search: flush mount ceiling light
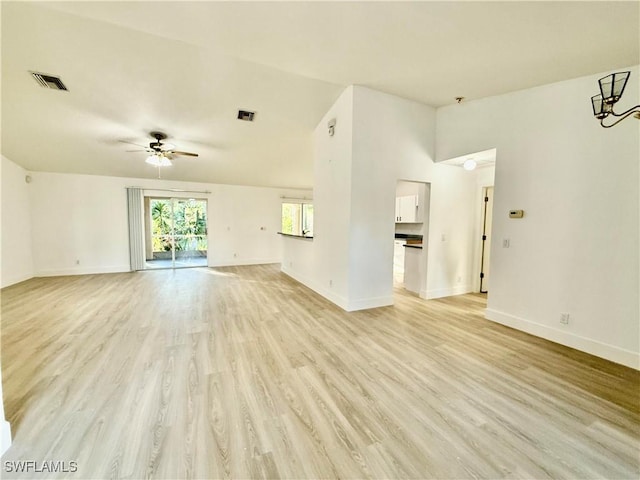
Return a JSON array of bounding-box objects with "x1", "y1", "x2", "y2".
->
[
  {"x1": 463, "y1": 159, "x2": 477, "y2": 171},
  {"x1": 591, "y1": 71, "x2": 640, "y2": 128}
]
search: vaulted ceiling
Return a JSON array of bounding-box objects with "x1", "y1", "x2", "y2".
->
[{"x1": 2, "y1": 2, "x2": 638, "y2": 188}]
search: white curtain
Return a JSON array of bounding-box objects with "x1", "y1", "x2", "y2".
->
[{"x1": 126, "y1": 188, "x2": 145, "y2": 271}]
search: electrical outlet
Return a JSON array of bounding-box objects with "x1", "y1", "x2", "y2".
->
[
  {"x1": 560, "y1": 313, "x2": 570, "y2": 325},
  {"x1": 76, "y1": 259, "x2": 80, "y2": 265},
  {"x1": 457, "y1": 276, "x2": 462, "y2": 283},
  {"x1": 233, "y1": 253, "x2": 238, "y2": 258},
  {"x1": 329, "y1": 279, "x2": 333, "y2": 288},
  {"x1": 503, "y1": 238, "x2": 510, "y2": 248}
]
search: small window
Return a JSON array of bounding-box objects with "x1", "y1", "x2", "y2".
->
[
  {"x1": 282, "y1": 202, "x2": 313, "y2": 236},
  {"x1": 302, "y1": 204, "x2": 314, "y2": 236}
]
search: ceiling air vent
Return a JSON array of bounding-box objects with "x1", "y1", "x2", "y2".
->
[
  {"x1": 30, "y1": 72, "x2": 68, "y2": 91},
  {"x1": 237, "y1": 110, "x2": 255, "y2": 122}
]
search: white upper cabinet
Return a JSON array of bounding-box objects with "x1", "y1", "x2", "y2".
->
[{"x1": 395, "y1": 194, "x2": 419, "y2": 223}]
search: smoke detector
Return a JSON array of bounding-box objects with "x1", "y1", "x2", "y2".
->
[{"x1": 30, "y1": 71, "x2": 68, "y2": 91}]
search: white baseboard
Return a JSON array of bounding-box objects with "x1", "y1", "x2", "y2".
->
[
  {"x1": 35, "y1": 265, "x2": 131, "y2": 277},
  {"x1": 485, "y1": 308, "x2": 639, "y2": 370},
  {"x1": 347, "y1": 295, "x2": 394, "y2": 311},
  {"x1": 209, "y1": 258, "x2": 281, "y2": 268},
  {"x1": 281, "y1": 265, "x2": 350, "y2": 311},
  {"x1": 1, "y1": 272, "x2": 34, "y2": 289},
  {"x1": 281, "y1": 265, "x2": 393, "y2": 312},
  {"x1": 424, "y1": 284, "x2": 472, "y2": 300}
]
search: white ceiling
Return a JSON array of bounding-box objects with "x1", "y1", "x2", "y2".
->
[
  {"x1": 2, "y1": 1, "x2": 638, "y2": 187},
  {"x1": 441, "y1": 148, "x2": 496, "y2": 169}
]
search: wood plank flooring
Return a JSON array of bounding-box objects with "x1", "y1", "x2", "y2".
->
[{"x1": 1, "y1": 264, "x2": 639, "y2": 479}]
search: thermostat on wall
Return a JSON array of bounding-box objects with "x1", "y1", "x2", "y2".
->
[{"x1": 509, "y1": 210, "x2": 524, "y2": 218}]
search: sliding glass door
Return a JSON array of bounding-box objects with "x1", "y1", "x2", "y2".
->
[{"x1": 145, "y1": 197, "x2": 208, "y2": 269}]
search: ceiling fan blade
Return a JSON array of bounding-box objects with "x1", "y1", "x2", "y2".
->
[
  {"x1": 118, "y1": 140, "x2": 148, "y2": 148},
  {"x1": 170, "y1": 151, "x2": 199, "y2": 157}
]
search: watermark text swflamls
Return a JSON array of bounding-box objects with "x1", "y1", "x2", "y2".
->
[{"x1": 4, "y1": 460, "x2": 78, "y2": 473}]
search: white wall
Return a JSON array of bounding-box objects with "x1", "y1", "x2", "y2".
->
[
  {"x1": 1, "y1": 156, "x2": 34, "y2": 287},
  {"x1": 282, "y1": 86, "x2": 355, "y2": 308},
  {"x1": 396, "y1": 180, "x2": 421, "y2": 197},
  {"x1": 28, "y1": 171, "x2": 307, "y2": 276},
  {"x1": 30, "y1": 173, "x2": 130, "y2": 276},
  {"x1": 284, "y1": 85, "x2": 435, "y2": 309},
  {"x1": 0, "y1": 367, "x2": 10, "y2": 456},
  {"x1": 349, "y1": 86, "x2": 436, "y2": 307},
  {"x1": 283, "y1": 85, "x2": 485, "y2": 309},
  {"x1": 424, "y1": 163, "x2": 480, "y2": 298},
  {"x1": 437, "y1": 66, "x2": 639, "y2": 368},
  {"x1": 0, "y1": 155, "x2": 33, "y2": 453},
  {"x1": 208, "y1": 183, "x2": 310, "y2": 267},
  {"x1": 475, "y1": 165, "x2": 496, "y2": 188}
]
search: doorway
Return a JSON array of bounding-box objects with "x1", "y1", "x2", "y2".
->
[
  {"x1": 144, "y1": 197, "x2": 208, "y2": 269},
  {"x1": 393, "y1": 181, "x2": 430, "y2": 294},
  {"x1": 479, "y1": 186, "x2": 494, "y2": 293}
]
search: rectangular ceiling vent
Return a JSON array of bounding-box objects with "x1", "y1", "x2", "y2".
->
[
  {"x1": 30, "y1": 72, "x2": 68, "y2": 91},
  {"x1": 237, "y1": 110, "x2": 255, "y2": 122}
]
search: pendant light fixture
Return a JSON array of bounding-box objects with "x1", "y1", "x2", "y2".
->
[{"x1": 591, "y1": 71, "x2": 640, "y2": 128}]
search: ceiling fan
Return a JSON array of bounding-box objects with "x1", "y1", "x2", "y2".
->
[{"x1": 124, "y1": 131, "x2": 199, "y2": 167}]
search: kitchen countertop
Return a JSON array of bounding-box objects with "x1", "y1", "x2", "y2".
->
[
  {"x1": 277, "y1": 232, "x2": 313, "y2": 239},
  {"x1": 394, "y1": 233, "x2": 423, "y2": 241}
]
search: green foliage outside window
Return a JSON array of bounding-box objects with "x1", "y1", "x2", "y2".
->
[
  {"x1": 151, "y1": 199, "x2": 207, "y2": 252},
  {"x1": 282, "y1": 202, "x2": 313, "y2": 236}
]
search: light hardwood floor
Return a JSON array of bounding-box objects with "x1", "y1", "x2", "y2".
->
[{"x1": 1, "y1": 264, "x2": 639, "y2": 479}]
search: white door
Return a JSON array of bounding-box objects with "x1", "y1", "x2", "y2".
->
[{"x1": 480, "y1": 187, "x2": 494, "y2": 292}]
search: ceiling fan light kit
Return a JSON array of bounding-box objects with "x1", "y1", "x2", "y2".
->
[
  {"x1": 126, "y1": 131, "x2": 199, "y2": 172},
  {"x1": 146, "y1": 154, "x2": 172, "y2": 167}
]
